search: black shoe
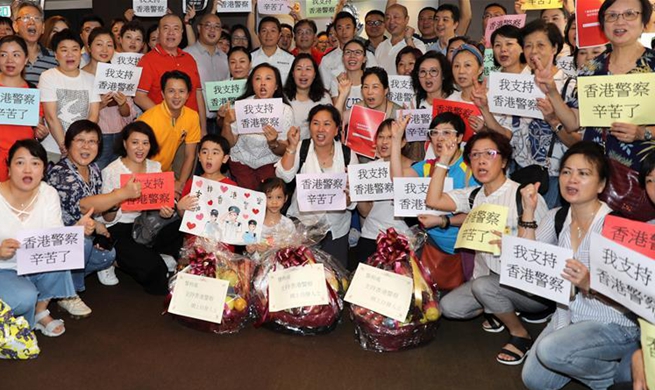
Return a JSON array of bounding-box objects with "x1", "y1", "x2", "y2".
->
[{"x1": 519, "y1": 304, "x2": 556, "y2": 324}]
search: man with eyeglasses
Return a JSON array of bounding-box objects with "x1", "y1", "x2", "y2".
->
[
  {"x1": 364, "y1": 10, "x2": 386, "y2": 52},
  {"x1": 184, "y1": 13, "x2": 229, "y2": 135},
  {"x1": 375, "y1": 4, "x2": 426, "y2": 76},
  {"x1": 12, "y1": 2, "x2": 56, "y2": 85},
  {"x1": 291, "y1": 19, "x2": 324, "y2": 65},
  {"x1": 78, "y1": 14, "x2": 105, "y2": 68}
]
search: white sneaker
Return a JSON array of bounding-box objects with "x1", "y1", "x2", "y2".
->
[
  {"x1": 161, "y1": 254, "x2": 177, "y2": 273},
  {"x1": 57, "y1": 296, "x2": 92, "y2": 318},
  {"x1": 97, "y1": 266, "x2": 119, "y2": 286}
]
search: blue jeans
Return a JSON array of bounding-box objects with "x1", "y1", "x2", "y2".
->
[
  {"x1": 71, "y1": 237, "x2": 116, "y2": 292},
  {"x1": 0, "y1": 269, "x2": 76, "y2": 327},
  {"x1": 522, "y1": 320, "x2": 640, "y2": 390},
  {"x1": 96, "y1": 133, "x2": 120, "y2": 171}
]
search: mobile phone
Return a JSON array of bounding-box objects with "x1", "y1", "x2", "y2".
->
[{"x1": 93, "y1": 235, "x2": 114, "y2": 251}]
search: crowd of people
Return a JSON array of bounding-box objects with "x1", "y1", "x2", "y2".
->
[{"x1": 0, "y1": 0, "x2": 652, "y2": 388}]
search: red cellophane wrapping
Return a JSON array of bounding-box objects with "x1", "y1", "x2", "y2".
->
[
  {"x1": 252, "y1": 236, "x2": 349, "y2": 335},
  {"x1": 165, "y1": 238, "x2": 254, "y2": 334},
  {"x1": 350, "y1": 227, "x2": 440, "y2": 352}
]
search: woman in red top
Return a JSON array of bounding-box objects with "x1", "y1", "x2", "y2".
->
[{"x1": 0, "y1": 36, "x2": 48, "y2": 180}]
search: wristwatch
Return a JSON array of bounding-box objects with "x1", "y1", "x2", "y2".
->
[
  {"x1": 645, "y1": 127, "x2": 653, "y2": 141},
  {"x1": 554, "y1": 123, "x2": 564, "y2": 134}
]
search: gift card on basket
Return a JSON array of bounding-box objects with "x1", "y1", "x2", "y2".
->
[{"x1": 179, "y1": 176, "x2": 266, "y2": 246}]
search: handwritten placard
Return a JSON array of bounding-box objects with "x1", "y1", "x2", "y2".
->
[
  {"x1": 397, "y1": 108, "x2": 432, "y2": 142},
  {"x1": 387, "y1": 75, "x2": 414, "y2": 107},
  {"x1": 455, "y1": 203, "x2": 509, "y2": 255},
  {"x1": 111, "y1": 52, "x2": 143, "y2": 67},
  {"x1": 500, "y1": 235, "x2": 573, "y2": 306},
  {"x1": 522, "y1": 0, "x2": 563, "y2": 10},
  {"x1": 432, "y1": 99, "x2": 481, "y2": 142},
  {"x1": 602, "y1": 215, "x2": 655, "y2": 259},
  {"x1": 0, "y1": 87, "x2": 40, "y2": 126},
  {"x1": 296, "y1": 172, "x2": 347, "y2": 212},
  {"x1": 638, "y1": 318, "x2": 655, "y2": 390},
  {"x1": 576, "y1": 0, "x2": 609, "y2": 48},
  {"x1": 179, "y1": 176, "x2": 266, "y2": 245},
  {"x1": 268, "y1": 263, "x2": 329, "y2": 312},
  {"x1": 345, "y1": 263, "x2": 414, "y2": 322},
  {"x1": 133, "y1": 0, "x2": 168, "y2": 17},
  {"x1": 578, "y1": 73, "x2": 655, "y2": 127},
  {"x1": 590, "y1": 232, "x2": 655, "y2": 324},
  {"x1": 93, "y1": 62, "x2": 142, "y2": 97},
  {"x1": 484, "y1": 14, "x2": 526, "y2": 48},
  {"x1": 16, "y1": 226, "x2": 84, "y2": 276},
  {"x1": 205, "y1": 79, "x2": 246, "y2": 111},
  {"x1": 168, "y1": 272, "x2": 229, "y2": 324},
  {"x1": 393, "y1": 177, "x2": 452, "y2": 217},
  {"x1": 488, "y1": 72, "x2": 545, "y2": 119},
  {"x1": 119, "y1": 172, "x2": 175, "y2": 211},
  {"x1": 235, "y1": 98, "x2": 284, "y2": 134},
  {"x1": 215, "y1": 0, "x2": 252, "y2": 12},
  {"x1": 347, "y1": 105, "x2": 386, "y2": 159},
  {"x1": 258, "y1": 0, "x2": 290, "y2": 14},
  {"x1": 306, "y1": 0, "x2": 338, "y2": 18},
  {"x1": 557, "y1": 56, "x2": 577, "y2": 77},
  {"x1": 348, "y1": 161, "x2": 393, "y2": 202}
]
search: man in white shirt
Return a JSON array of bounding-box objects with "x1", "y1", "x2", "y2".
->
[
  {"x1": 427, "y1": 2, "x2": 473, "y2": 55},
  {"x1": 250, "y1": 16, "x2": 295, "y2": 83},
  {"x1": 184, "y1": 13, "x2": 229, "y2": 135},
  {"x1": 319, "y1": 11, "x2": 377, "y2": 85},
  {"x1": 375, "y1": 4, "x2": 426, "y2": 76}
]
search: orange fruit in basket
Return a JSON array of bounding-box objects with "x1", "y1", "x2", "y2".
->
[{"x1": 234, "y1": 297, "x2": 248, "y2": 312}]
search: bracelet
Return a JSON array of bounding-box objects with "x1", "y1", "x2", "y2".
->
[
  {"x1": 285, "y1": 148, "x2": 296, "y2": 155},
  {"x1": 435, "y1": 163, "x2": 449, "y2": 171},
  {"x1": 442, "y1": 215, "x2": 451, "y2": 229},
  {"x1": 518, "y1": 219, "x2": 538, "y2": 229}
]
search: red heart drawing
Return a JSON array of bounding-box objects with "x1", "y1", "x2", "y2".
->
[
  {"x1": 243, "y1": 214, "x2": 249, "y2": 219},
  {"x1": 186, "y1": 222, "x2": 196, "y2": 229},
  {"x1": 244, "y1": 193, "x2": 251, "y2": 198},
  {"x1": 195, "y1": 180, "x2": 203, "y2": 187},
  {"x1": 220, "y1": 185, "x2": 228, "y2": 193},
  {"x1": 252, "y1": 208, "x2": 260, "y2": 214},
  {"x1": 195, "y1": 213, "x2": 204, "y2": 221},
  {"x1": 208, "y1": 200, "x2": 213, "y2": 206}
]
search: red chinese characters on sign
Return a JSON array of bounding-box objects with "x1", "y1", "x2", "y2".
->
[
  {"x1": 346, "y1": 105, "x2": 386, "y2": 159},
  {"x1": 120, "y1": 172, "x2": 175, "y2": 211},
  {"x1": 602, "y1": 215, "x2": 655, "y2": 259}
]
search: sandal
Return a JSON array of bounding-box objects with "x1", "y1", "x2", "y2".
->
[
  {"x1": 34, "y1": 309, "x2": 65, "y2": 337},
  {"x1": 482, "y1": 313, "x2": 505, "y2": 333},
  {"x1": 496, "y1": 335, "x2": 532, "y2": 366}
]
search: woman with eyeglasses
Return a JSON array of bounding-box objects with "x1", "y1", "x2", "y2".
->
[
  {"x1": 411, "y1": 51, "x2": 455, "y2": 111},
  {"x1": 426, "y1": 131, "x2": 550, "y2": 366},
  {"x1": 537, "y1": 0, "x2": 655, "y2": 174},
  {"x1": 332, "y1": 39, "x2": 367, "y2": 114},
  {"x1": 230, "y1": 24, "x2": 253, "y2": 52}
]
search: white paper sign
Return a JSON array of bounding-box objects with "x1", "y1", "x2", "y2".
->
[
  {"x1": 347, "y1": 161, "x2": 393, "y2": 202},
  {"x1": 179, "y1": 176, "x2": 266, "y2": 246},
  {"x1": 393, "y1": 177, "x2": 452, "y2": 217},
  {"x1": 397, "y1": 108, "x2": 432, "y2": 142},
  {"x1": 111, "y1": 52, "x2": 143, "y2": 67},
  {"x1": 590, "y1": 232, "x2": 655, "y2": 324},
  {"x1": 296, "y1": 172, "x2": 347, "y2": 212},
  {"x1": 268, "y1": 263, "x2": 329, "y2": 312},
  {"x1": 16, "y1": 227, "x2": 85, "y2": 276},
  {"x1": 168, "y1": 273, "x2": 229, "y2": 324},
  {"x1": 557, "y1": 56, "x2": 577, "y2": 77},
  {"x1": 640, "y1": 32, "x2": 655, "y2": 49},
  {"x1": 133, "y1": 0, "x2": 168, "y2": 17},
  {"x1": 215, "y1": 0, "x2": 252, "y2": 13},
  {"x1": 235, "y1": 98, "x2": 284, "y2": 134},
  {"x1": 500, "y1": 235, "x2": 573, "y2": 306},
  {"x1": 488, "y1": 72, "x2": 545, "y2": 119},
  {"x1": 387, "y1": 75, "x2": 414, "y2": 107},
  {"x1": 93, "y1": 62, "x2": 143, "y2": 97},
  {"x1": 345, "y1": 263, "x2": 414, "y2": 322},
  {"x1": 258, "y1": 0, "x2": 290, "y2": 14}
]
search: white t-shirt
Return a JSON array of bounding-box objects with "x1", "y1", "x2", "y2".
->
[
  {"x1": 289, "y1": 92, "x2": 333, "y2": 140},
  {"x1": 330, "y1": 81, "x2": 362, "y2": 112},
  {"x1": 319, "y1": 47, "x2": 378, "y2": 88},
  {"x1": 250, "y1": 47, "x2": 295, "y2": 84},
  {"x1": 38, "y1": 68, "x2": 101, "y2": 154},
  {"x1": 374, "y1": 37, "x2": 427, "y2": 76}
]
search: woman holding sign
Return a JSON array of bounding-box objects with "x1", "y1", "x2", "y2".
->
[
  {"x1": 520, "y1": 142, "x2": 640, "y2": 389},
  {"x1": 426, "y1": 131, "x2": 550, "y2": 365},
  {"x1": 0, "y1": 35, "x2": 48, "y2": 181},
  {"x1": 82, "y1": 28, "x2": 137, "y2": 170},
  {"x1": 0, "y1": 140, "x2": 95, "y2": 337}
]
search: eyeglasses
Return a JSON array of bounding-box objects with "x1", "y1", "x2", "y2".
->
[
  {"x1": 366, "y1": 20, "x2": 384, "y2": 27},
  {"x1": 72, "y1": 138, "x2": 99, "y2": 147},
  {"x1": 344, "y1": 49, "x2": 364, "y2": 57},
  {"x1": 232, "y1": 36, "x2": 248, "y2": 42},
  {"x1": 468, "y1": 149, "x2": 499, "y2": 160},
  {"x1": 296, "y1": 29, "x2": 314, "y2": 36},
  {"x1": 418, "y1": 68, "x2": 440, "y2": 78},
  {"x1": 428, "y1": 129, "x2": 458, "y2": 137},
  {"x1": 16, "y1": 15, "x2": 43, "y2": 23},
  {"x1": 603, "y1": 10, "x2": 641, "y2": 22},
  {"x1": 201, "y1": 23, "x2": 222, "y2": 30}
]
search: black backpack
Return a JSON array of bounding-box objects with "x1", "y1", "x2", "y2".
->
[
  {"x1": 297, "y1": 139, "x2": 351, "y2": 172},
  {"x1": 467, "y1": 184, "x2": 525, "y2": 218},
  {"x1": 553, "y1": 203, "x2": 621, "y2": 239}
]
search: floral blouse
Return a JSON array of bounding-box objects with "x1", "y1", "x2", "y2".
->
[
  {"x1": 568, "y1": 48, "x2": 655, "y2": 170},
  {"x1": 46, "y1": 158, "x2": 102, "y2": 226}
]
